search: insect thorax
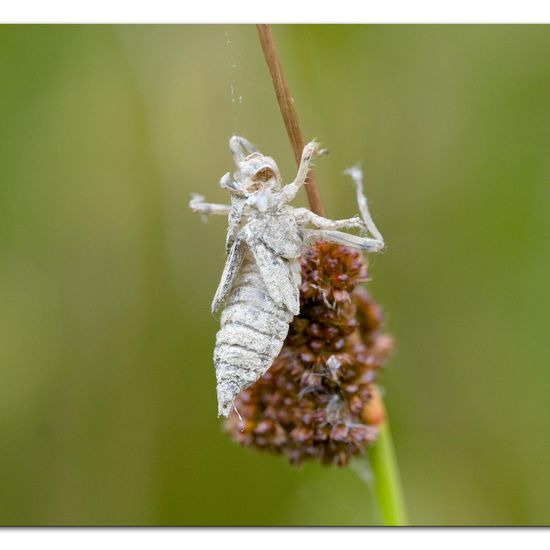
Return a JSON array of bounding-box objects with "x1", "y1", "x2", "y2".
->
[{"x1": 242, "y1": 206, "x2": 303, "y2": 260}]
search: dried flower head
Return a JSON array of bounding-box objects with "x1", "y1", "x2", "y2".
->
[{"x1": 225, "y1": 241, "x2": 394, "y2": 466}]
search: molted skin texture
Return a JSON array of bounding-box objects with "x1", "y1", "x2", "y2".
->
[
  {"x1": 189, "y1": 136, "x2": 385, "y2": 416},
  {"x1": 215, "y1": 257, "x2": 296, "y2": 416},
  {"x1": 214, "y1": 206, "x2": 303, "y2": 417}
]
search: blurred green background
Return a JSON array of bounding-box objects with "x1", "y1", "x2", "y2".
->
[{"x1": 0, "y1": 24, "x2": 549, "y2": 526}]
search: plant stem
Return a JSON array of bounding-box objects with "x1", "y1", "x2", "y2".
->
[
  {"x1": 256, "y1": 24, "x2": 325, "y2": 216},
  {"x1": 256, "y1": 23, "x2": 408, "y2": 527},
  {"x1": 370, "y1": 413, "x2": 409, "y2": 526}
]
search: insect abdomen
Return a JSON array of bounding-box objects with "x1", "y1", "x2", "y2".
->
[{"x1": 214, "y1": 258, "x2": 295, "y2": 416}]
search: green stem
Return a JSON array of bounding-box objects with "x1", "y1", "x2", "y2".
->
[{"x1": 369, "y1": 417, "x2": 408, "y2": 526}]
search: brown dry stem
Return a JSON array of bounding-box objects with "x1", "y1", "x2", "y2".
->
[{"x1": 256, "y1": 24, "x2": 325, "y2": 217}]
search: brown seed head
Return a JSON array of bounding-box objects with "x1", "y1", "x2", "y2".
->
[{"x1": 225, "y1": 241, "x2": 393, "y2": 466}]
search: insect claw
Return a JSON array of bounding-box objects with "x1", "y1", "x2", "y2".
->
[
  {"x1": 343, "y1": 164, "x2": 363, "y2": 183},
  {"x1": 189, "y1": 193, "x2": 206, "y2": 212}
]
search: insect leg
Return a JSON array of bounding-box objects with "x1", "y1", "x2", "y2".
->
[
  {"x1": 229, "y1": 136, "x2": 258, "y2": 163},
  {"x1": 343, "y1": 166, "x2": 385, "y2": 246},
  {"x1": 304, "y1": 229, "x2": 384, "y2": 252},
  {"x1": 280, "y1": 140, "x2": 319, "y2": 203},
  {"x1": 294, "y1": 208, "x2": 365, "y2": 231},
  {"x1": 189, "y1": 194, "x2": 231, "y2": 216}
]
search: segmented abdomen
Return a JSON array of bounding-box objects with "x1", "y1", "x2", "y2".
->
[{"x1": 214, "y1": 256, "x2": 295, "y2": 416}]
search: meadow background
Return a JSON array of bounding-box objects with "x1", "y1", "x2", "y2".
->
[{"x1": 0, "y1": 24, "x2": 549, "y2": 525}]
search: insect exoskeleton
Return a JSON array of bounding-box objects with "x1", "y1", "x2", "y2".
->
[{"x1": 189, "y1": 136, "x2": 385, "y2": 416}]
